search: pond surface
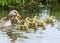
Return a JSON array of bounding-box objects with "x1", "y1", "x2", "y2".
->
[{"x1": 0, "y1": 4, "x2": 60, "y2": 43}]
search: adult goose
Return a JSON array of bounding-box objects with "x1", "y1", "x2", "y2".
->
[{"x1": 0, "y1": 10, "x2": 21, "y2": 29}]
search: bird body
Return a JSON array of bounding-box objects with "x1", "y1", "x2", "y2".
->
[{"x1": 0, "y1": 10, "x2": 21, "y2": 29}]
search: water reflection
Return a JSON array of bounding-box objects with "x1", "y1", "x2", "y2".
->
[{"x1": 0, "y1": 9, "x2": 60, "y2": 43}]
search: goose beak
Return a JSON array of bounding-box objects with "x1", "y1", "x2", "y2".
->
[{"x1": 16, "y1": 13, "x2": 21, "y2": 17}]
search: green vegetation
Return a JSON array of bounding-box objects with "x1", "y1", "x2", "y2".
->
[
  {"x1": 0, "y1": 0, "x2": 58, "y2": 12},
  {"x1": 0, "y1": 0, "x2": 58, "y2": 6},
  {"x1": 0, "y1": 0, "x2": 41, "y2": 7},
  {"x1": 0, "y1": 0, "x2": 59, "y2": 19},
  {"x1": 0, "y1": 0, "x2": 58, "y2": 8}
]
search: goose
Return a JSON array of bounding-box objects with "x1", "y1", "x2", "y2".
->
[{"x1": 0, "y1": 10, "x2": 21, "y2": 29}]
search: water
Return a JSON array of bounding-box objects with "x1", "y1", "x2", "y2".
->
[{"x1": 0, "y1": 9, "x2": 60, "y2": 43}]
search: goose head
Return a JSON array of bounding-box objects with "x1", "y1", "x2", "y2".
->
[{"x1": 6, "y1": 10, "x2": 21, "y2": 20}]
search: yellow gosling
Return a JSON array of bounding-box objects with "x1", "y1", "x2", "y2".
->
[
  {"x1": 11, "y1": 16, "x2": 21, "y2": 24},
  {"x1": 14, "y1": 17, "x2": 28, "y2": 25},
  {"x1": 39, "y1": 20, "x2": 46, "y2": 30},
  {"x1": 49, "y1": 16, "x2": 54, "y2": 24},
  {"x1": 34, "y1": 16, "x2": 39, "y2": 20},
  {"x1": 25, "y1": 17, "x2": 30, "y2": 21},
  {"x1": 16, "y1": 22, "x2": 29, "y2": 33},
  {"x1": 43, "y1": 16, "x2": 55, "y2": 27},
  {"x1": 11, "y1": 16, "x2": 18, "y2": 24},
  {"x1": 24, "y1": 22, "x2": 29, "y2": 31},
  {"x1": 25, "y1": 16, "x2": 39, "y2": 23},
  {"x1": 49, "y1": 16, "x2": 55, "y2": 27},
  {"x1": 30, "y1": 16, "x2": 39, "y2": 23},
  {"x1": 29, "y1": 22, "x2": 37, "y2": 32},
  {"x1": 28, "y1": 19, "x2": 38, "y2": 32},
  {"x1": 15, "y1": 16, "x2": 20, "y2": 22},
  {"x1": 28, "y1": 16, "x2": 39, "y2": 27},
  {"x1": 32, "y1": 22, "x2": 37, "y2": 32},
  {"x1": 25, "y1": 17, "x2": 31, "y2": 26},
  {"x1": 25, "y1": 17, "x2": 31, "y2": 21}
]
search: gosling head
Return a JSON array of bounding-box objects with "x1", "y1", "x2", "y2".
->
[
  {"x1": 26, "y1": 17, "x2": 31, "y2": 20},
  {"x1": 25, "y1": 17, "x2": 31, "y2": 22},
  {"x1": 50, "y1": 16, "x2": 55, "y2": 19},
  {"x1": 34, "y1": 16, "x2": 39, "y2": 19}
]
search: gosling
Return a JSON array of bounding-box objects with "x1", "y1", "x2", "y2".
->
[
  {"x1": 49, "y1": 16, "x2": 55, "y2": 26},
  {"x1": 38, "y1": 20, "x2": 46, "y2": 30},
  {"x1": 25, "y1": 17, "x2": 31, "y2": 22},
  {"x1": 11, "y1": 16, "x2": 21, "y2": 24},
  {"x1": 29, "y1": 16, "x2": 39, "y2": 22},
  {"x1": 28, "y1": 19, "x2": 38, "y2": 32},
  {"x1": 16, "y1": 22, "x2": 29, "y2": 33},
  {"x1": 25, "y1": 17, "x2": 31, "y2": 27},
  {"x1": 43, "y1": 16, "x2": 55, "y2": 27},
  {"x1": 33, "y1": 16, "x2": 39, "y2": 22}
]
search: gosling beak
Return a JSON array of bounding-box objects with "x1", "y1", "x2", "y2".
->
[{"x1": 16, "y1": 13, "x2": 21, "y2": 17}]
